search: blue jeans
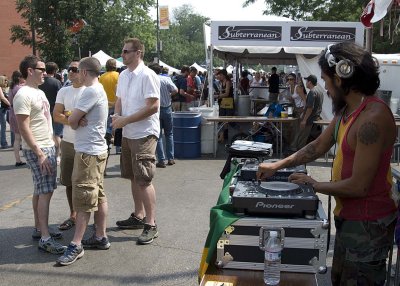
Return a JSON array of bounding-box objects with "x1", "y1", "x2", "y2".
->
[
  {"x1": 106, "y1": 107, "x2": 114, "y2": 135},
  {"x1": 0, "y1": 108, "x2": 8, "y2": 147},
  {"x1": 156, "y1": 106, "x2": 174, "y2": 161}
]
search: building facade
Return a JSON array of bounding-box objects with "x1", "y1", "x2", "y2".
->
[{"x1": 0, "y1": 0, "x2": 32, "y2": 79}]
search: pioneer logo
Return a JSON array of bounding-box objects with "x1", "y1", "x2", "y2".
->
[{"x1": 255, "y1": 202, "x2": 295, "y2": 209}]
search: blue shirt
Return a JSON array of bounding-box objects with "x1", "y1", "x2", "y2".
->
[{"x1": 159, "y1": 75, "x2": 178, "y2": 107}]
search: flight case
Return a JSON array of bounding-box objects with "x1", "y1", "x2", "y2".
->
[{"x1": 215, "y1": 202, "x2": 329, "y2": 274}]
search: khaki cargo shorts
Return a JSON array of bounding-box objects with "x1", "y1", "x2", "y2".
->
[
  {"x1": 120, "y1": 136, "x2": 157, "y2": 186},
  {"x1": 72, "y1": 152, "x2": 108, "y2": 212}
]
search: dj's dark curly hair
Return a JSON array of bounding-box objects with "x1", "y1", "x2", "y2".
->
[{"x1": 318, "y1": 42, "x2": 380, "y2": 97}]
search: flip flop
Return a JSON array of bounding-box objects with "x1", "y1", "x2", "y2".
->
[{"x1": 58, "y1": 218, "x2": 75, "y2": 230}]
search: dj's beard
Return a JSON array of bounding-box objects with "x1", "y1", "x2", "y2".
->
[{"x1": 331, "y1": 83, "x2": 347, "y2": 116}]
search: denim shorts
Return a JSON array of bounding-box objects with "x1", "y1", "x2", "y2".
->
[
  {"x1": 52, "y1": 122, "x2": 64, "y2": 137},
  {"x1": 23, "y1": 146, "x2": 57, "y2": 195}
]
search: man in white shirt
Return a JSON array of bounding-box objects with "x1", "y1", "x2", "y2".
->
[
  {"x1": 112, "y1": 38, "x2": 161, "y2": 245},
  {"x1": 53, "y1": 60, "x2": 85, "y2": 231},
  {"x1": 57, "y1": 57, "x2": 109, "y2": 265},
  {"x1": 14, "y1": 55, "x2": 66, "y2": 254}
]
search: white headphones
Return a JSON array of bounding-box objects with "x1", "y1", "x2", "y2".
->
[{"x1": 325, "y1": 44, "x2": 354, "y2": 79}]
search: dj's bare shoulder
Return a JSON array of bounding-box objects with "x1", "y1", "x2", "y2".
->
[{"x1": 357, "y1": 101, "x2": 395, "y2": 151}]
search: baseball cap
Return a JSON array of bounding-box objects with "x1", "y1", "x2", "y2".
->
[{"x1": 304, "y1": 75, "x2": 317, "y2": 85}]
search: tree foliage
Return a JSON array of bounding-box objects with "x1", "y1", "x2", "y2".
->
[
  {"x1": 243, "y1": 0, "x2": 400, "y2": 53},
  {"x1": 159, "y1": 5, "x2": 209, "y2": 68},
  {"x1": 76, "y1": 0, "x2": 156, "y2": 61},
  {"x1": 11, "y1": 0, "x2": 155, "y2": 68}
]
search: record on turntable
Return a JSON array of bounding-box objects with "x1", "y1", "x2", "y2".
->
[{"x1": 257, "y1": 181, "x2": 303, "y2": 196}]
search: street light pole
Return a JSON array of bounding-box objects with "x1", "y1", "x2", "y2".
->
[
  {"x1": 156, "y1": 0, "x2": 160, "y2": 62},
  {"x1": 31, "y1": 0, "x2": 37, "y2": 55}
]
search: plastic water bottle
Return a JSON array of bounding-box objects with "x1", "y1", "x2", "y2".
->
[
  {"x1": 264, "y1": 231, "x2": 282, "y2": 285},
  {"x1": 213, "y1": 101, "x2": 219, "y2": 116}
]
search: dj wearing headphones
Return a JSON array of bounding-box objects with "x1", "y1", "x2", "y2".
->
[{"x1": 257, "y1": 42, "x2": 397, "y2": 286}]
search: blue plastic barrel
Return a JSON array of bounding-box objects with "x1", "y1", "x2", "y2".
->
[{"x1": 173, "y1": 112, "x2": 201, "y2": 158}]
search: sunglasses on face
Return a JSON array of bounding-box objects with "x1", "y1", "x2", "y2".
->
[
  {"x1": 68, "y1": 66, "x2": 79, "y2": 73},
  {"x1": 287, "y1": 78, "x2": 295, "y2": 81},
  {"x1": 122, "y1": 49, "x2": 140, "y2": 54},
  {"x1": 34, "y1": 67, "x2": 46, "y2": 73}
]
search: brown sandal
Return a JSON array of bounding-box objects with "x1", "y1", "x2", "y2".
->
[{"x1": 58, "y1": 218, "x2": 75, "y2": 230}]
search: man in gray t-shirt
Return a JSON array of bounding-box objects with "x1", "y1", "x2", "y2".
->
[
  {"x1": 289, "y1": 75, "x2": 322, "y2": 152},
  {"x1": 57, "y1": 57, "x2": 109, "y2": 266}
]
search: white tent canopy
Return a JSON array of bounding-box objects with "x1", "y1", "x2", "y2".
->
[
  {"x1": 92, "y1": 50, "x2": 124, "y2": 68},
  {"x1": 206, "y1": 20, "x2": 365, "y2": 120},
  {"x1": 159, "y1": 60, "x2": 180, "y2": 75},
  {"x1": 191, "y1": 62, "x2": 207, "y2": 73}
]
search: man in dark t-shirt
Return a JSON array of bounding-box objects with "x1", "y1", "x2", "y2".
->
[
  {"x1": 39, "y1": 61, "x2": 63, "y2": 163},
  {"x1": 268, "y1": 67, "x2": 279, "y2": 103},
  {"x1": 172, "y1": 65, "x2": 190, "y2": 111}
]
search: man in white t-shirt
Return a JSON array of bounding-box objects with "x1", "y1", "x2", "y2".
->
[
  {"x1": 57, "y1": 57, "x2": 109, "y2": 266},
  {"x1": 53, "y1": 59, "x2": 85, "y2": 231},
  {"x1": 14, "y1": 55, "x2": 66, "y2": 254},
  {"x1": 112, "y1": 38, "x2": 161, "y2": 245}
]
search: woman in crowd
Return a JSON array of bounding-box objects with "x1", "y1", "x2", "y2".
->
[
  {"x1": 249, "y1": 71, "x2": 263, "y2": 99},
  {"x1": 238, "y1": 71, "x2": 250, "y2": 95},
  {"x1": 287, "y1": 73, "x2": 306, "y2": 117},
  {"x1": 7, "y1": 71, "x2": 26, "y2": 166},
  {"x1": 0, "y1": 75, "x2": 11, "y2": 149},
  {"x1": 215, "y1": 69, "x2": 234, "y2": 142},
  {"x1": 294, "y1": 75, "x2": 307, "y2": 117}
]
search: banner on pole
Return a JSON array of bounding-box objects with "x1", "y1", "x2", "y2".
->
[{"x1": 159, "y1": 6, "x2": 169, "y2": 30}]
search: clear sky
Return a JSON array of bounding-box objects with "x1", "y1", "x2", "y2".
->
[{"x1": 156, "y1": 0, "x2": 274, "y2": 21}]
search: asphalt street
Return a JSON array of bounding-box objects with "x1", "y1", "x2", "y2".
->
[{"x1": 0, "y1": 137, "x2": 338, "y2": 286}]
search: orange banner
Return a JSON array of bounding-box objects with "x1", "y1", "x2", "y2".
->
[{"x1": 159, "y1": 6, "x2": 169, "y2": 30}]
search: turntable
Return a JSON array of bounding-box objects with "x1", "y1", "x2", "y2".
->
[
  {"x1": 231, "y1": 180, "x2": 319, "y2": 219},
  {"x1": 240, "y1": 158, "x2": 307, "y2": 181}
]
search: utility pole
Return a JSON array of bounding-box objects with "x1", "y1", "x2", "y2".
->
[
  {"x1": 31, "y1": 0, "x2": 37, "y2": 55},
  {"x1": 156, "y1": 0, "x2": 160, "y2": 63},
  {"x1": 365, "y1": 28, "x2": 373, "y2": 54}
]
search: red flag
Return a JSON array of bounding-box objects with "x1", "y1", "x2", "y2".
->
[
  {"x1": 360, "y1": 0, "x2": 375, "y2": 28},
  {"x1": 68, "y1": 19, "x2": 87, "y2": 33}
]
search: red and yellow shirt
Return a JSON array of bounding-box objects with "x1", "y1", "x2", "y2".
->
[{"x1": 332, "y1": 96, "x2": 396, "y2": 220}]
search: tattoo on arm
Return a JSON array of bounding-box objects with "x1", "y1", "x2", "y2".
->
[
  {"x1": 288, "y1": 142, "x2": 320, "y2": 167},
  {"x1": 358, "y1": 121, "x2": 379, "y2": 145}
]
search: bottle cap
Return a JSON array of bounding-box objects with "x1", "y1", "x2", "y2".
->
[{"x1": 270, "y1": 231, "x2": 278, "y2": 237}]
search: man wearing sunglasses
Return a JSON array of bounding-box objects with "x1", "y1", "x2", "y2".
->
[
  {"x1": 53, "y1": 59, "x2": 85, "y2": 232},
  {"x1": 39, "y1": 62, "x2": 63, "y2": 165},
  {"x1": 112, "y1": 38, "x2": 161, "y2": 245},
  {"x1": 13, "y1": 55, "x2": 66, "y2": 254},
  {"x1": 57, "y1": 57, "x2": 109, "y2": 265}
]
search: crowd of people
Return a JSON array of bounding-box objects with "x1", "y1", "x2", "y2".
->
[
  {"x1": 1, "y1": 39, "x2": 398, "y2": 284},
  {"x1": 2, "y1": 38, "x2": 167, "y2": 266}
]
